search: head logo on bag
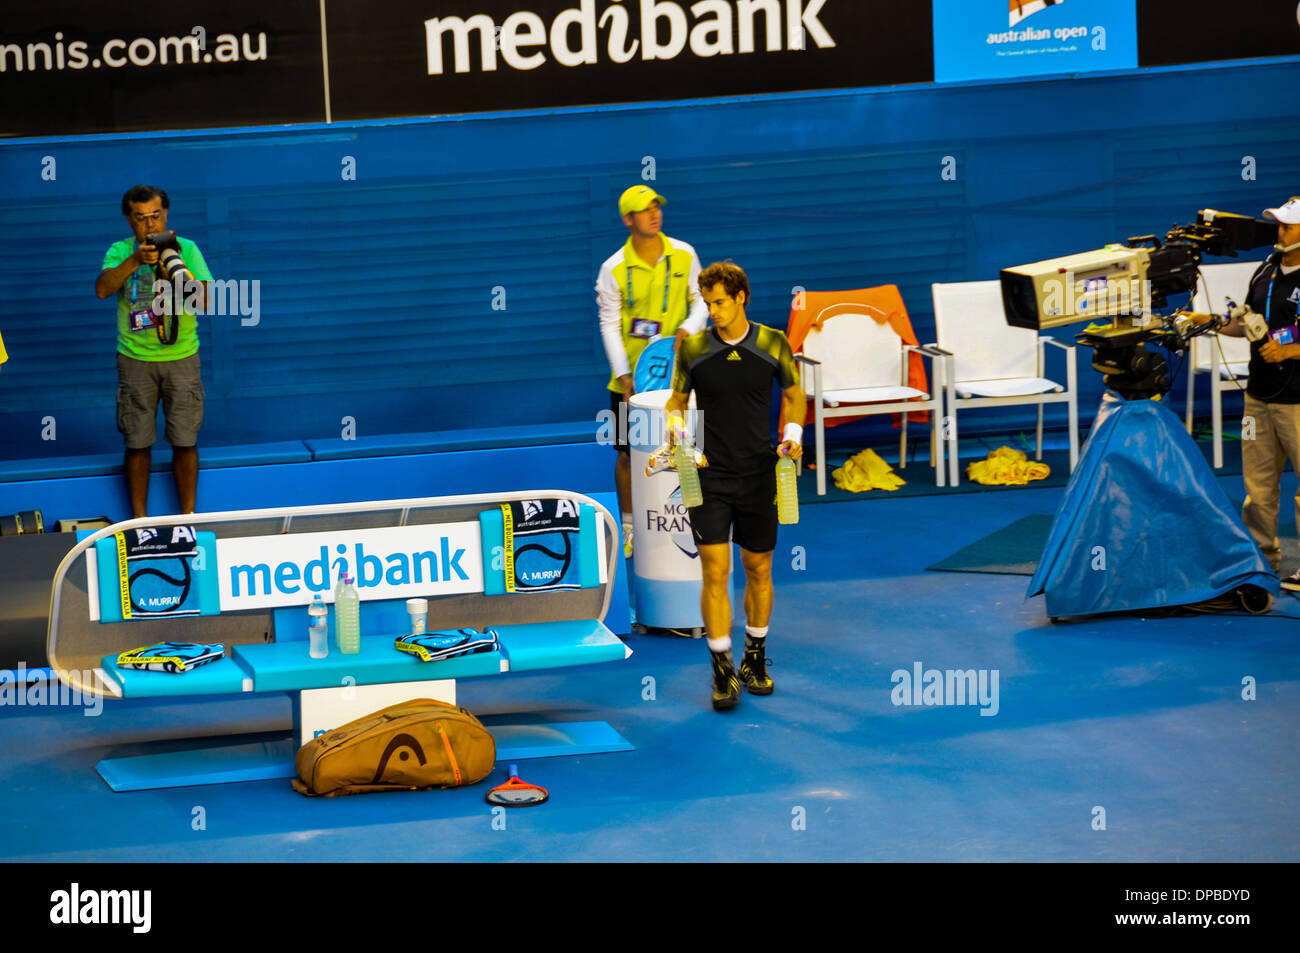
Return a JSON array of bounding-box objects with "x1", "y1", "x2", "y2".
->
[{"x1": 372, "y1": 733, "x2": 427, "y2": 783}]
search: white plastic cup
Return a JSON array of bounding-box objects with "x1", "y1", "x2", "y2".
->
[{"x1": 406, "y1": 598, "x2": 428, "y2": 636}]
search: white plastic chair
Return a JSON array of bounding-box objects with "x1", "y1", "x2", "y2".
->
[
  {"x1": 1184, "y1": 260, "x2": 1261, "y2": 469},
  {"x1": 930, "y1": 280, "x2": 1079, "y2": 486},
  {"x1": 796, "y1": 306, "x2": 946, "y2": 495}
]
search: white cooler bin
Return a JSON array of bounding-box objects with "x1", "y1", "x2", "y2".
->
[{"x1": 628, "y1": 390, "x2": 705, "y2": 630}]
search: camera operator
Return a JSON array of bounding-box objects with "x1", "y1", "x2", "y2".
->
[
  {"x1": 1200, "y1": 197, "x2": 1300, "y2": 587},
  {"x1": 95, "y1": 185, "x2": 212, "y2": 518}
]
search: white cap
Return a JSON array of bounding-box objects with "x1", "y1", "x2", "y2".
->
[{"x1": 1263, "y1": 198, "x2": 1300, "y2": 225}]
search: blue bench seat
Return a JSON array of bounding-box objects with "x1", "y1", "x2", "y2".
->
[
  {"x1": 100, "y1": 654, "x2": 254, "y2": 699},
  {"x1": 99, "y1": 619, "x2": 627, "y2": 699},
  {"x1": 0, "y1": 441, "x2": 313, "y2": 483}
]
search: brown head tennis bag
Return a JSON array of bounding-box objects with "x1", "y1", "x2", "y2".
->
[{"x1": 291, "y1": 698, "x2": 496, "y2": 797}]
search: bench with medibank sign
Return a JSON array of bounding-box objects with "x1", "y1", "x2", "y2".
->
[{"x1": 218, "y1": 524, "x2": 484, "y2": 610}]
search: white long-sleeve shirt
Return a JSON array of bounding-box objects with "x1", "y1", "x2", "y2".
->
[{"x1": 596, "y1": 234, "x2": 708, "y2": 385}]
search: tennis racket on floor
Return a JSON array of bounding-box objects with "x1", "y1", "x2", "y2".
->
[{"x1": 485, "y1": 764, "x2": 549, "y2": 807}]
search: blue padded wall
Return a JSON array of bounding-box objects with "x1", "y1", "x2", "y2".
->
[{"x1": 2, "y1": 58, "x2": 1298, "y2": 461}]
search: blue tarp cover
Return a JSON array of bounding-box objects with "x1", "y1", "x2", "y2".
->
[{"x1": 1027, "y1": 394, "x2": 1278, "y2": 618}]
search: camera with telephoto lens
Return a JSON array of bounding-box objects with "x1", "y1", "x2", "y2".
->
[
  {"x1": 145, "y1": 230, "x2": 180, "y2": 253},
  {"x1": 146, "y1": 229, "x2": 190, "y2": 283},
  {"x1": 145, "y1": 230, "x2": 191, "y2": 345}
]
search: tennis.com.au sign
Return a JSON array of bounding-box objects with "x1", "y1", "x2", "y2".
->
[{"x1": 216, "y1": 524, "x2": 484, "y2": 611}]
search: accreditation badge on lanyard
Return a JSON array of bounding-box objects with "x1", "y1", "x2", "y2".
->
[
  {"x1": 1265, "y1": 270, "x2": 1300, "y2": 346},
  {"x1": 127, "y1": 266, "x2": 162, "y2": 334},
  {"x1": 628, "y1": 254, "x2": 672, "y2": 340}
]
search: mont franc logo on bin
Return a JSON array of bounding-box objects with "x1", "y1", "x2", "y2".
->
[
  {"x1": 215, "y1": 524, "x2": 484, "y2": 609},
  {"x1": 646, "y1": 485, "x2": 697, "y2": 559}
]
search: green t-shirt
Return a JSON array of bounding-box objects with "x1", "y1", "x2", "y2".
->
[{"x1": 103, "y1": 236, "x2": 213, "y2": 362}]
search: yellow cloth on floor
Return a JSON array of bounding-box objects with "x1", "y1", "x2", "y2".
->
[
  {"x1": 965, "y1": 447, "x2": 1050, "y2": 485},
  {"x1": 832, "y1": 448, "x2": 906, "y2": 492}
]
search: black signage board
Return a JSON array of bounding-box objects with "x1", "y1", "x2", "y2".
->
[
  {"x1": 325, "y1": 0, "x2": 935, "y2": 121},
  {"x1": 1137, "y1": 0, "x2": 1300, "y2": 67},
  {"x1": 0, "y1": 1, "x2": 325, "y2": 138}
]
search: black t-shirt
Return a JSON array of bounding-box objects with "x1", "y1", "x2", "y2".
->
[
  {"x1": 1246, "y1": 258, "x2": 1300, "y2": 404},
  {"x1": 672, "y1": 323, "x2": 800, "y2": 477}
]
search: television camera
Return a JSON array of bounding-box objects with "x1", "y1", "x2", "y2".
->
[{"x1": 1000, "y1": 210, "x2": 1277, "y2": 399}]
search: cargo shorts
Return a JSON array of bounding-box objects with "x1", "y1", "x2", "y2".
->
[{"x1": 116, "y1": 352, "x2": 204, "y2": 449}]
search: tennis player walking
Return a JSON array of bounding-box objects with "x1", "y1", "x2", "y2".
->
[{"x1": 665, "y1": 263, "x2": 805, "y2": 710}]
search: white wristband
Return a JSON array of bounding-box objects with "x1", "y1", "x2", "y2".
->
[{"x1": 782, "y1": 423, "x2": 803, "y2": 445}]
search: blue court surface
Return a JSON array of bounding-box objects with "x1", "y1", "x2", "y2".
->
[{"x1": 1, "y1": 474, "x2": 1297, "y2": 863}]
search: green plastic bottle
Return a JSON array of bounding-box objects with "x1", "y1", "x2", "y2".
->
[
  {"x1": 675, "y1": 436, "x2": 703, "y2": 508},
  {"x1": 776, "y1": 453, "x2": 799, "y2": 524},
  {"x1": 334, "y1": 573, "x2": 360, "y2": 654}
]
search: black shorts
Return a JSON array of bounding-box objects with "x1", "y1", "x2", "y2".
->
[{"x1": 689, "y1": 468, "x2": 778, "y2": 554}]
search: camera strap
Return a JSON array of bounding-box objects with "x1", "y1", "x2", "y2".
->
[{"x1": 153, "y1": 264, "x2": 180, "y2": 346}]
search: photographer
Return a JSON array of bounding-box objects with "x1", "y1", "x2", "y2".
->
[
  {"x1": 1206, "y1": 197, "x2": 1300, "y2": 587},
  {"x1": 95, "y1": 185, "x2": 212, "y2": 518}
]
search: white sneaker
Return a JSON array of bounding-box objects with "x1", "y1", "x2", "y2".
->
[
  {"x1": 1280, "y1": 569, "x2": 1300, "y2": 592},
  {"x1": 622, "y1": 523, "x2": 634, "y2": 558}
]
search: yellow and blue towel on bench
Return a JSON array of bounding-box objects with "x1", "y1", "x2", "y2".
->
[
  {"x1": 480, "y1": 500, "x2": 600, "y2": 595},
  {"x1": 95, "y1": 526, "x2": 221, "y2": 623},
  {"x1": 395, "y1": 628, "x2": 500, "y2": 663}
]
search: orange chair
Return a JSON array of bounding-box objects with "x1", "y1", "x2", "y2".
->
[{"x1": 786, "y1": 286, "x2": 949, "y2": 494}]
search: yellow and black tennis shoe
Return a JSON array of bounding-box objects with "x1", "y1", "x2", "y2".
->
[
  {"x1": 711, "y1": 650, "x2": 741, "y2": 711},
  {"x1": 739, "y1": 637, "x2": 774, "y2": 695}
]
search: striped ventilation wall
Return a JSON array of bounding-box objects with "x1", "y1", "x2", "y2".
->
[{"x1": 0, "y1": 144, "x2": 968, "y2": 446}]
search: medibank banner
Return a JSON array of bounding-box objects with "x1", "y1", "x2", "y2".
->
[
  {"x1": 325, "y1": 0, "x2": 934, "y2": 120},
  {"x1": 216, "y1": 524, "x2": 484, "y2": 611},
  {"x1": 932, "y1": 0, "x2": 1137, "y2": 84}
]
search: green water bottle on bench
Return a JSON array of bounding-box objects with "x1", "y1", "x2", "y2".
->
[{"x1": 334, "y1": 573, "x2": 360, "y2": 654}]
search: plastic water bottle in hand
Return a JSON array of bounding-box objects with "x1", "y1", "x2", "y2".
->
[
  {"x1": 776, "y1": 452, "x2": 799, "y2": 525},
  {"x1": 334, "y1": 573, "x2": 360, "y2": 655},
  {"x1": 308, "y1": 593, "x2": 329, "y2": 658},
  {"x1": 674, "y1": 430, "x2": 703, "y2": 508}
]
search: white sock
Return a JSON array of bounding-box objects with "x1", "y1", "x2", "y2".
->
[
  {"x1": 745, "y1": 626, "x2": 768, "y2": 640},
  {"x1": 707, "y1": 636, "x2": 732, "y2": 654}
]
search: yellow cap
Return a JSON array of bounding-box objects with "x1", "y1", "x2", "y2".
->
[{"x1": 619, "y1": 185, "x2": 667, "y2": 216}]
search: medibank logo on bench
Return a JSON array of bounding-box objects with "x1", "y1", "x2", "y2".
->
[{"x1": 216, "y1": 523, "x2": 484, "y2": 611}]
